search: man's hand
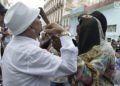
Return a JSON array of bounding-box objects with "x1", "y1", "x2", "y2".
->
[{"x1": 44, "y1": 23, "x2": 65, "y2": 35}]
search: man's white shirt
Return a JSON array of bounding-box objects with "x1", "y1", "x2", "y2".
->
[{"x1": 2, "y1": 36, "x2": 78, "y2": 86}]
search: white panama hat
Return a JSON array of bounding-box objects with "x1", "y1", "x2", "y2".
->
[{"x1": 4, "y1": 2, "x2": 40, "y2": 35}]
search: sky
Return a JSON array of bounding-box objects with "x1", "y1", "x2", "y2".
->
[{"x1": 9, "y1": 0, "x2": 45, "y2": 7}]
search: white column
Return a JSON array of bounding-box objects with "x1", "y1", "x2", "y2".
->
[{"x1": 56, "y1": 10, "x2": 58, "y2": 23}]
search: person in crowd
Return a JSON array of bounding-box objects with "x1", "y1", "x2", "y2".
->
[
  {"x1": 0, "y1": 3, "x2": 12, "y2": 56},
  {"x1": 2, "y1": 2, "x2": 78, "y2": 86},
  {"x1": 0, "y1": 3, "x2": 7, "y2": 27},
  {"x1": 49, "y1": 36, "x2": 70, "y2": 86},
  {"x1": 118, "y1": 36, "x2": 120, "y2": 42},
  {"x1": 111, "y1": 39, "x2": 117, "y2": 50},
  {"x1": 0, "y1": 27, "x2": 2, "y2": 59},
  {"x1": 115, "y1": 40, "x2": 120, "y2": 85},
  {"x1": 90, "y1": 11, "x2": 115, "y2": 56},
  {"x1": 39, "y1": 31, "x2": 70, "y2": 86},
  {"x1": 89, "y1": 11, "x2": 114, "y2": 54},
  {"x1": 90, "y1": 11, "x2": 107, "y2": 38},
  {"x1": 116, "y1": 41, "x2": 120, "y2": 53},
  {"x1": 115, "y1": 40, "x2": 120, "y2": 59},
  {"x1": 0, "y1": 3, "x2": 7, "y2": 85},
  {"x1": 0, "y1": 3, "x2": 7, "y2": 56},
  {"x1": 69, "y1": 13, "x2": 115, "y2": 86}
]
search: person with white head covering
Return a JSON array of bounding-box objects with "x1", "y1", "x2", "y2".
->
[
  {"x1": 68, "y1": 14, "x2": 115, "y2": 86},
  {"x1": 2, "y1": 2, "x2": 78, "y2": 86}
]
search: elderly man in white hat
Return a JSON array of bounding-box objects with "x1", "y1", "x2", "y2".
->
[{"x1": 2, "y1": 2, "x2": 78, "y2": 86}]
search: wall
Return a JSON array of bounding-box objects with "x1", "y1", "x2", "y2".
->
[
  {"x1": 69, "y1": 6, "x2": 84, "y2": 37},
  {"x1": 69, "y1": 2, "x2": 120, "y2": 40},
  {"x1": 98, "y1": 3, "x2": 120, "y2": 40}
]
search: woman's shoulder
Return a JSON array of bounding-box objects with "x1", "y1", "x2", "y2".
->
[{"x1": 102, "y1": 42, "x2": 115, "y2": 56}]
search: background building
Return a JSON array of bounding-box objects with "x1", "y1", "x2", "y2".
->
[
  {"x1": 69, "y1": 0, "x2": 120, "y2": 41},
  {"x1": 44, "y1": 0, "x2": 120, "y2": 41},
  {"x1": 44, "y1": 0, "x2": 64, "y2": 25},
  {"x1": 99, "y1": 1, "x2": 120, "y2": 41}
]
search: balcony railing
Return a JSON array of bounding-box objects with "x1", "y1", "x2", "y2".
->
[
  {"x1": 84, "y1": 0, "x2": 119, "y2": 12},
  {"x1": 45, "y1": 0, "x2": 64, "y2": 15}
]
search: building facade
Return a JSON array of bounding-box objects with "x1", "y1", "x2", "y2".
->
[
  {"x1": 44, "y1": 0, "x2": 80, "y2": 30},
  {"x1": 44, "y1": 0, "x2": 120, "y2": 40},
  {"x1": 69, "y1": 0, "x2": 120, "y2": 41},
  {"x1": 44, "y1": 0, "x2": 64, "y2": 25},
  {"x1": 100, "y1": 2, "x2": 120, "y2": 41}
]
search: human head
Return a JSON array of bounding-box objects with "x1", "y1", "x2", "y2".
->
[
  {"x1": 4, "y1": 2, "x2": 42, "y2": 39},
  {"x1": 119, "y1": 36, "x2": 120, "y2": 39},
  {"x1": 0, "y1": 3, "x2": 7, "y2": 26},
  {"x1": 90, "y1": 11, "x2": 107, "y2": 37},
  {"x1": 77, "y1": 15, "x2": 100, "y2": 55},
  {"x1": 111, "y1": 39, "x2": 116, "y2": 43}
]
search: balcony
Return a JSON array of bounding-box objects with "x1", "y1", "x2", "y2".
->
[{"x1": 84, "y1": 0, "x2": 119, "y2": 12}]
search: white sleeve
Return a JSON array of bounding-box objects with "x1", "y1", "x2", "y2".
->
[{"x1": 16, "y1": 36, "x2": 78, "y2": 77}]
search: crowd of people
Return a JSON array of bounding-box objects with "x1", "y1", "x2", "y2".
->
[
  {"x1": 111, "y1": 38, "x2": 120, "y2": 58},
  {"x1": 0, "y1": 3, "x2": 12, "y2": 86},
  {"x1": 0, "y1": 2, "x2": 120, "y2": 86},
  {"x1": 111, "y1": 37, "x2": 120, "y2": 85},
  {"x1": 0, "y1": 3, "x2": 12, "y2": 58}
]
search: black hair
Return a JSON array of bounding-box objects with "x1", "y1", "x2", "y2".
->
[
  {"x1": 40, "y1": 38, "x2": 51, "y2": 49},
  {"x1": 72, "y1": 39, "x2": 78, "y2": 46},
  {"x1": 0, "y1": 3, "x2": 7, "y2": 16},
  {"x1": 77, "y1": 16, "x2": 100, "y2": 55},
  {"x1": 90, "y1": 11, "x2": 107, "y2": 36}
]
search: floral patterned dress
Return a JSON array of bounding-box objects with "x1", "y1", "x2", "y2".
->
[{"x1": 69, "y1": 43, "x2": 115, "y2": 86}]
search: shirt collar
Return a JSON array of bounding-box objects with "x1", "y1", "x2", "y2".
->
[{"x1": 13, "y1": 36, "x2": 40, "y2": 47}]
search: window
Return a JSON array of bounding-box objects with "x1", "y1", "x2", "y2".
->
[
  {"x1": 107, "y1": 38, "x2": 112, "y2": 42},
  {"x1": 107, "y1": 25, "x2": 117, "y2": 32}
]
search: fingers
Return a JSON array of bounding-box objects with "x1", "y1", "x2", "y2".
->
[
  {"x1": 45, "y1": 24, "x2": 52, "y2": 29},
  {"x1": 44, "y1": 23, "x2": 65, "y2": 35},
  {"x1": 44, "y1": 23, "x2": 57, "y2": 34},
  {"x1": 45, "y1": 23, "x2": 56, "y2": 29},
  {"x1": 44, "y1": 28, "x2": 54, "y2": 34}
]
